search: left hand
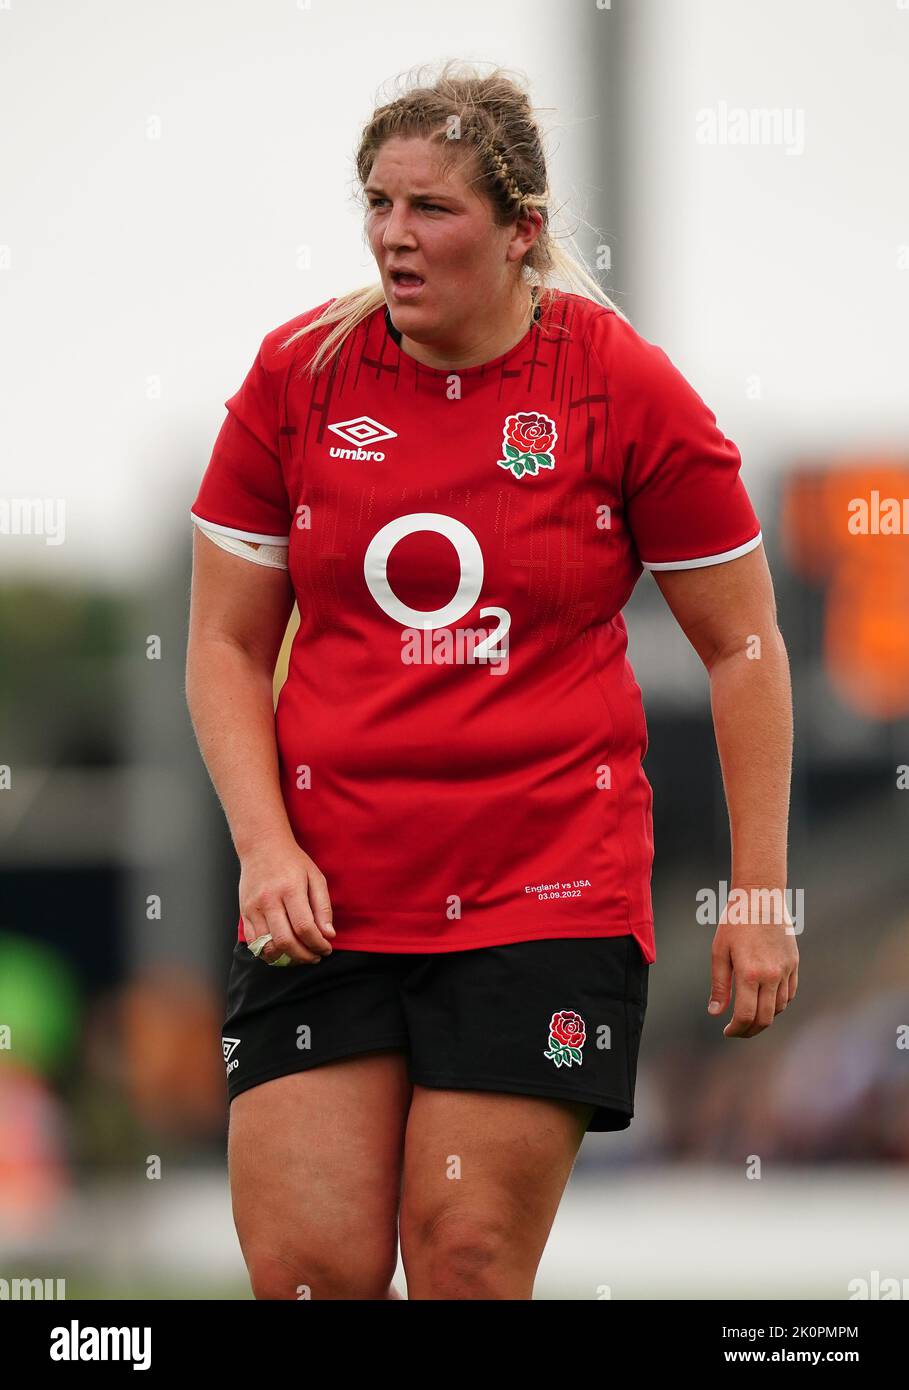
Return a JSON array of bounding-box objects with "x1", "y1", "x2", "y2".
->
[{"x1": 708, "y1": 886, "x2": 800, "y2": 1037}]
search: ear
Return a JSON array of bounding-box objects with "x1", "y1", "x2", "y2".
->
[{"x1": 507, "y1": 207, "x2": 544, "y2": 262}]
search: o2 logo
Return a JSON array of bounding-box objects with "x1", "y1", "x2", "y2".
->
[{"x1": 363, "y1": 512, "x2": 509, "y2": 672}]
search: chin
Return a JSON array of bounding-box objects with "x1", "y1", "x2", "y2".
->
[{"x1": 387, "y1": 300, "x2": 436, "y2": 336}]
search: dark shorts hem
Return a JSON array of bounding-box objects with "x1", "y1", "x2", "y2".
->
[
  {"x1": 409, "y1": 1070, "x2": 633, "y2": 1132},
  {"x1": 226, "y1": 1036, "x2": 409, "y2": 1102}
]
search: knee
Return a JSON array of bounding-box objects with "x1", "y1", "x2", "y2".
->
[
  {"x1": 401, "y1": 1206, "x2": 516, "y2": 1298},
  {"x1": 246, "y1": 1244, "x2": 397, "y2": 1301}
]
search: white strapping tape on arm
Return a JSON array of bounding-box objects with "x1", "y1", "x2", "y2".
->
[{"x1": 193, "y1": 519, "x2": 289, "y2": 570}]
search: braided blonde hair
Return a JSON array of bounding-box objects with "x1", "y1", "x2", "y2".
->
[
  {"x1": 475, "y1": 130, "x2": 549, "y2": 219},
  {"x1": 281, "y1": 60, "x2": 626, "y2": 374}
]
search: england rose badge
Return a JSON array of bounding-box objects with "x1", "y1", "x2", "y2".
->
[
  {"x1": 496, "y1": 411, "x2": 557, "y2": 479},
  {"x1": 543, "y1": 1010, "x2": 586, "y2": 1068}
]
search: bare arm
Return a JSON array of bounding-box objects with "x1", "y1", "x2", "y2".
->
[
  {"x1": 186, "y1": 527, "x2": 334, "y2": 964},
  {"x1": 652, "y1": 542, "x2": 799, "y2": 1036}
]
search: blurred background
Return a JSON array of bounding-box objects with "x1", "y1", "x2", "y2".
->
[{"x1": 1, "y1": 0, "x2": 907, "y2": 1299}]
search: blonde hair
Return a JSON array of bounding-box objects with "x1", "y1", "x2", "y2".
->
[{"x1": 281, "y1": 59, "x2": 627, "y2": 374}]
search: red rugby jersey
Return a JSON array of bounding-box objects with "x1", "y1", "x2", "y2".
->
[{"x1": 190, "y1": 290, "x2": 761, "y2": 962}]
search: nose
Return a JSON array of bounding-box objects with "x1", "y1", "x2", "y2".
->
[{"x1": 381, "y1": 201, "x2": 418, "y2": 251}]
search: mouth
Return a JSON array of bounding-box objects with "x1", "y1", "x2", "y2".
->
[{"x1": 389, "y1": 269, "x2": 425, "y2": 289}]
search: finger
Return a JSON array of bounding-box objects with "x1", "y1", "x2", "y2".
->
[
  {"x1": 242, "y1": 918, "x2": 294, "y2": 966},
  {"x1": 788, "y1": 964, "x2": 798, "y2": 1003},
  {"x1": 724, "y1": 977, "x2": 758, "y2": 1037},
  {"x1": 283, "y1": 884, "x2": 334, "y2": 957},
  {"x1": 740, "y1": 982, "x2": 779, "y2": 1037},
  {"x1": 241, "y1": 910, "x2": 269, "y2": 948},
  {"x1": 262, "y1": 902, "x2": 322, "y2": 966},
  {"x1": 774, "y1": 977, "x2": 790, "y2": 1014},
  {"x1": 241, "y1": 905, "x2": 296, "y2": 964},
  {"x1": 306, "y1": 868, "x2": 335, "y2": 939},
  {"x1": 708, "y1": 942, "x2": 733, "y2": 1016}
]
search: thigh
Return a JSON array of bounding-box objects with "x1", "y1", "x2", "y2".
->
[
  {"x1": 398, "y1": 1084, "x2": 593, "y2": 1294},
  {"x1": 229, "y1": 1049, "x2": 412, "y2": 1298}
]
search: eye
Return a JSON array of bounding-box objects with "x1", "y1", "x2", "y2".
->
[{"x1": 367, "y1": 198, "x2": 447, "y2": 213}]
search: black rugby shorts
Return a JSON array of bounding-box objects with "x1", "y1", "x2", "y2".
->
[{"x1": 221, "y1": 932, "x2": 649, "y2": 1133}]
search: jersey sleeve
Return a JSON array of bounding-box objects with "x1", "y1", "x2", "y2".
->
[
  {"x1": 598, "y1": 312, "x2": 762, "y2": 570},
  {"x1": 190, "y1": 338, "x2": 292, "y2": 546}
]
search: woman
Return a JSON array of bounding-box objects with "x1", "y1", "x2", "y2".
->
[{"x1": 186, "y1": 62, "x2": 797, "y2": 1300}]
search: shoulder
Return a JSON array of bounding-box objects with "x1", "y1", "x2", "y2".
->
[
  {"x1": 257, "y1": 297, "x2": 340, "y2": 372},
  {"x1": 564, "y1": 293, "x2": 675, "y2": 386},
  {"x1": 568, "y1": 294, "x2": 716, "y2": 427}
]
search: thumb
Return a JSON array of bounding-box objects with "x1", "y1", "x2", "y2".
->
[{"x1": 708, "y1": 950, "x2": 733, "y2": 1015}]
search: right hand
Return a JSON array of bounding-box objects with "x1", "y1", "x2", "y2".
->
[{"x1": 238, "y1": 840, "x2": 336, "y2": 966}]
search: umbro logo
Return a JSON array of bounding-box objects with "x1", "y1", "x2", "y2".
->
[
  {"x1": 327, "y1": 415, "x2": 396, "y2": 461},
  {"x1": 222, "y1": 1036, "x2": 241, "y2": 1074}
]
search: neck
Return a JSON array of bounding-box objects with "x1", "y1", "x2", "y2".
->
[{"x1": 396, "y1": 286, "x2": 538, "y2": 370}]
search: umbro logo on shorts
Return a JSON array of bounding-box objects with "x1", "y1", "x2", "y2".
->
[
  {"x1": 222, "y1": 1036, "x2": 241, "y2": 1074},
  {"x1": 328, "y1": 415, "x2": 397, "y2": 461}
]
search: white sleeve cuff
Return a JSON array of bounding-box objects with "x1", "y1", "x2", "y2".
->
[
  {"x1": 190, "y1": 511, "x2": 289, "y2": 546},
  {"x1": 640, "y1": 530, "x2": 762, "y2": 571}
]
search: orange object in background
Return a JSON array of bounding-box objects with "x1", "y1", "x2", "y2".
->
[
  {"x1": 118, "y1": 966, "x2": 227, "y2": 1134},
  {"x1": 780, "y1": 462, "x2": 909, "y2": 719}
]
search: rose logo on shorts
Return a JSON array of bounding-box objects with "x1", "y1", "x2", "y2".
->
[
  {"x1": 543, "y1": 1010, "x2": 586, "y2": 1068},
  {"x1": 496, "y1": 412, "x2": 557, "y2": 479}
]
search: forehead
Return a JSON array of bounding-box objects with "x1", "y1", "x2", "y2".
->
[{"x1": 367, "y1": 134, "x2": 477, "y2": 193}]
